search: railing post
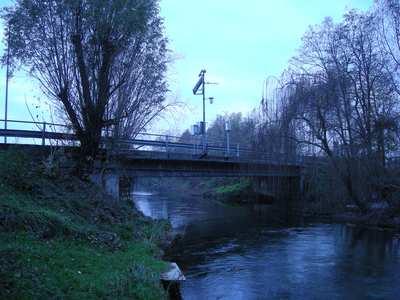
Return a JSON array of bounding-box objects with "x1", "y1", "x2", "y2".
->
[
  {"x1": 42, "y1": 121, "x2": 46, "y2": 146},
  {"x1": 165, "y1": 135, "x2": 169, "y2": 156},
  {"x1": 236, "y1": 144, "x2": 240, "y2": 158},
  {"x1": 225, "y1": 131, "x2": 230, "y2": 158}
]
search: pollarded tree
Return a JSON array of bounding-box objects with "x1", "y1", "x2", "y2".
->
[{"x1": 2, "y1": 0, "x2": 168, "y2": 164}]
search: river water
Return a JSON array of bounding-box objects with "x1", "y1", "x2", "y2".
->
[{"x1": 132, "y1": 192, "x2": 400, "y2": 300}]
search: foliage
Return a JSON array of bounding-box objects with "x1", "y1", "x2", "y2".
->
[
  {"x1": 213, "y1": 179, "x2": 254, "y2": 204},
  {"x1": 206, "y1": 113, "x2": 257, "y2": 148},
  {"x1": 215, "y1": 180, "x2": 251, "y2": 195}
]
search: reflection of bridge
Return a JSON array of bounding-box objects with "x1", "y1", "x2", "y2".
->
[{"x1": 0, "y1": 119, "x2": 303, "y2": 203}]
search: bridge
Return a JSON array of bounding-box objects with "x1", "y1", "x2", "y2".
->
[{"x1": 0, "y1": 119, "x2": 303, "y2": 203}]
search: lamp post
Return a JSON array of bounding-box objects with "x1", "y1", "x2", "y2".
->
[
  {"x1": 193, "y1": 70, "x2": 207, "y2": 154},
  {"x1": 192, "y1": 70, "x2": 218, "y2": 156}
]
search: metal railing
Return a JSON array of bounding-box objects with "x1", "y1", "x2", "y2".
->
[{"x1": 0, "y1": 119, "x2": 303, "y2": 165}]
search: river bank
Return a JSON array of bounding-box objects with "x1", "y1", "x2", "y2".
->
[
  {"x1": 206, "y1": 179, "x2": 400, "y2": 232},
  {"x1": 330, "y1": 211, "x2": 400, "y2": 232},
  {"x1": 136, "y1": 176, "x2": 400, "y2": 235},
  {"x1": 0, "y1": 149, "x2": 170, "y2": 299},
  {"x1": 137, "y1": 177, "x2": 273, "y2": 205}
]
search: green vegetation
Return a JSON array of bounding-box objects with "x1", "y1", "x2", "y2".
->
[
  {"x1": 215, "y1": 180, "x2": 251, "y2": 195},
  {"x1": 213, "y1": 179, "x2": 254, "y2": 204},
  {"x1": 0, "y1": 149, "x2": 169, "y2": 299}
]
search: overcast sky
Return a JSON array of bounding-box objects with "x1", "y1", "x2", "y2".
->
[{"x1": 0, "y1": 0, "x2": 373, "y2": 134}]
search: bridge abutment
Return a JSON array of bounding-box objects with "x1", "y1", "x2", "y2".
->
[
  {"x1": 91, "y1": 170, "x2": 136, "y2": 201},
  {"x1": 90, "y1": 172, "x2": 122, "y2": 200}
]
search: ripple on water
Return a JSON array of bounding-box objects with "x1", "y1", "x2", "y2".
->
[{"x1": 132, "y1": 193, "x2": 400, "y2": 300}]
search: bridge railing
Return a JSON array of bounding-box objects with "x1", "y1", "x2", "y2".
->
[
  {"x1": 0, "y1": 119, "x2": 304, "y2": 165},
  {"x1": 0, "y1": 119, "x2": 77, "y2": 146},
  {"x1": 106, "y1": 132, "x2": 240, "y2": 158},
  {"x1": 0, "y1": 119, "x2": 239, "y2": 156}
]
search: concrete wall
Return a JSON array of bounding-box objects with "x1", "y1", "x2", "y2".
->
[{"x1": 90, "y1": 172, "x2": 120, "y2": 200}]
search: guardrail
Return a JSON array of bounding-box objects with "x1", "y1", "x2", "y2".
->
[{"x1": 0, "y1": 119, "x2": 303, "y2": 165}]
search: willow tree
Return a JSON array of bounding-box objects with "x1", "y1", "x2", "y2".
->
[
  {"x1": 2, "y1": 0, "x2": 168, "y2": 162},
  {"x1": 284, "y1": 12, "x2": 398, "y2": 211}
]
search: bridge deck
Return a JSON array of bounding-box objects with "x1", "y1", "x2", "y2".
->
[
  {"x1": 111, "y1": 151, "x2": 301, "y2": 177},
  {"x1": 0, "y1": 126, "x2": 302, "y2": 178}
]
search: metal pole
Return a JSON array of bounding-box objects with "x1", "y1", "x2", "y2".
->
[
  {"x1": 226, "y1": 131, "x2": 230, "y2": 157},
  {"x1": 165, "y1": 135, "x2": 169, "y2": 157},
  {"x1": 42, "y1": 122, "x2": 46, "y2": 146},
  {"x1": 4, "y1": 30, "x2": 10, "y2": 144},
  {"x1": 202, "y1": 72, "x2": 206, "y2": 153}
]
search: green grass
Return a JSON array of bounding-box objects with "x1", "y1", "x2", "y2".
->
[
  {"x1": 0, "y1": 234, "x2": 166, "y2": 300},
  {"x1": 212, "y1": 179, "x2": 254, "y2": 204},
  {"x1": 0, "y1": 150, "x2": 169, "y2": 299},
  {"x1": 215, "y1": 179, "x2": 251, "y2": 195}
]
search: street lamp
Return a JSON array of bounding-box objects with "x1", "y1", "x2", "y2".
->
[
  {"x1": 193, "y1": 70, "x2": 207, "y2": 154},
  {"x1": 192, "y1": 70, "x2": 217, "y2": 156}
]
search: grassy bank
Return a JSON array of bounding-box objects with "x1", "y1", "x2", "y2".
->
[
  {"x1": 0, "y1": 149, "x2": 169, "y2": 299},
  {"x1": 140, "y1": 177, "x2": 271, "y2": 205},
  {"x1": 207, "y1": 179, "x2": 276, "y2": 205},
  {"x1": 213, "y1": 180, "x2": 252, "y2": 203}
]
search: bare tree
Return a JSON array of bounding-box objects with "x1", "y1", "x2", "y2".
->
[
  {"x1": 2, "y1": 0, "x2": 169, "y2": 165},
  {"x1": 377, "y1": 0, "x2": 400, "y2": 96},
  {"x1": 264, "y1": 12, "x2": 400, "y2": 211}
]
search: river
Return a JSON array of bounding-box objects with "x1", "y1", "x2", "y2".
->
[{"x1": 132, "y1": 191, "x2": 400, "y2": 300}]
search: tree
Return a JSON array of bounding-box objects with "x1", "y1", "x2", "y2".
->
[
  {"x1": 258, "y1": 78, "x2": 298, "y2": 161},
  {"x1": 2, "y1": 0, "x2": 168, "y2": 164},
  {"x1": 206, "y1": 113, "x2": 258, "y2": 154},
  {"x1": 275, "y1": 12, "x2": 399, "y2": 211},
  {"x1": 377, "y1": 0, "x2": 400, "y2": 96}
]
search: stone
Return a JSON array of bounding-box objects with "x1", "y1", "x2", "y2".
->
[{"x1": 160, "y1": 262, "x2": 185, "y2": 281}]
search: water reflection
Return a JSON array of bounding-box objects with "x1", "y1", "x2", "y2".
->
[{"x1": 131, "y1": 192, "x2": 400, "y2": 300}]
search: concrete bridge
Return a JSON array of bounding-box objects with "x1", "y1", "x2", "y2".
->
[{"x1": 0, "y1": 119, "x2": 303, "y2": 206}]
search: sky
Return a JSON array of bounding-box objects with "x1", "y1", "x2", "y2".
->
[{"x1": 0, "y1": 0, "x2": 373, "y2": 135}]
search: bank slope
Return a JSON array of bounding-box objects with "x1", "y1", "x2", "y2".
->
[{"x1": 0, "y1": 149, "x2": 169, "y2": 299}]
